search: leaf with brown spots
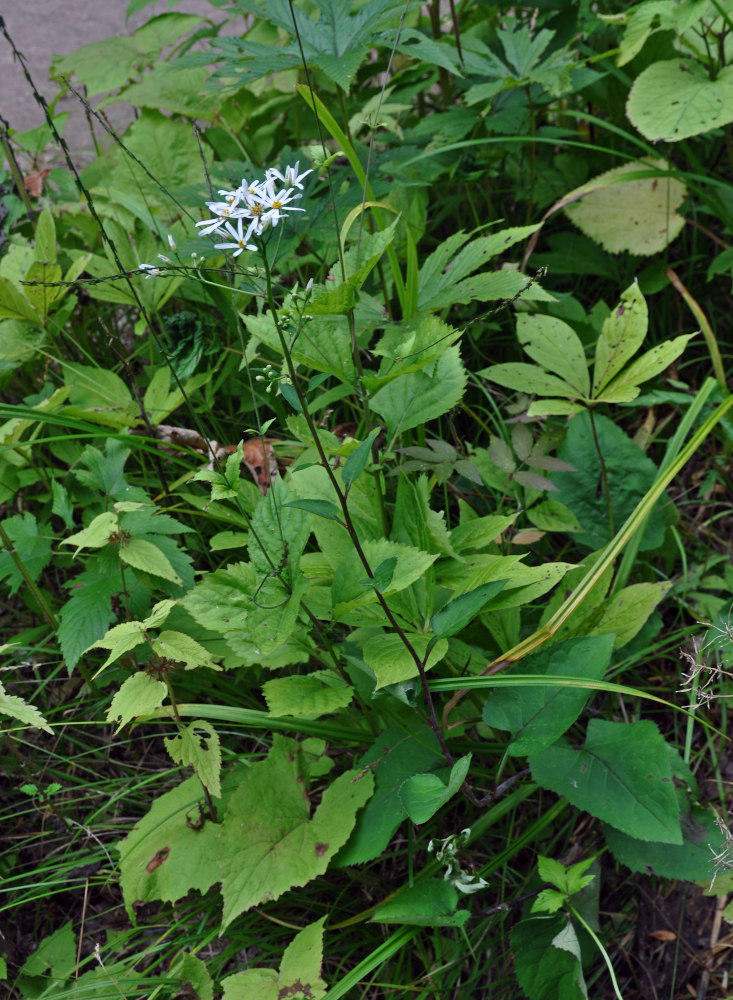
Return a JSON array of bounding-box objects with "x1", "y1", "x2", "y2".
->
[
  {"x1": 219, "y1": 736, "x2": 373, "y2": 928},
  {"x1": 221, "y1": 918, "x2": 327, "y2": 1000}
]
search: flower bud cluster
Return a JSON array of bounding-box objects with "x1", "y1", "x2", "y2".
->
[{"x1": 196, "y1": 162, "x2": 312, "y2": 258}]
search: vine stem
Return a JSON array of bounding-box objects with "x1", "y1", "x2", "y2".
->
[{"x1": 260, "y1": 247, "x2": 454, "y2": 767}]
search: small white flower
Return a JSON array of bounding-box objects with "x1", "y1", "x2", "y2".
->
[
  {"x1": 138, "y1": 263, "x2": 161, "y2": 278},
  {"x1": 214, "y1": 216, "x2": 259, "y2": 258},
  {"x1": 167, "y1": 234, "x2": 177, "y2": 249},
  {"x1": 267, "y1": 161, "x2": 312, "y2": 190}
]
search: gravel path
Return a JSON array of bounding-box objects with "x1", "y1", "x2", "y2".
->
[{"x1": 1, "y1": 1, "x2": 226, "y2": 164}]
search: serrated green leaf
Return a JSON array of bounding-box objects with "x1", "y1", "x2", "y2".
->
[
  {"x1": 119, "y1": 537, "x2": 183, "y2": 585},
  {"x1": 87, "y1": 620, "x2": 148, "y2": 671},
  {"x1": 530, "y1": 719, "x2": 682, "y2": 844},
  {"x1": 370, "y1": 345, "x2": 466, "y2": 436},
  {"x1": 151, "y1": 630, "x2": 220, "y2": 669},
  {"x1": 248, "y1": 477, "x2": 312, "y2": 577},
  {"x1": 262, "y1": 671, "x2": 353, "y2": 719},
  {"x1": 23, "y1": 260, "x2": 62, "y2": 321},
  {"x1": 222, "y1": 918, "x2": 327, "y2": 1000},
  {"x1": 62, "y1": 512, "x2": 118, "y2": 555},
  {"x1": 58, "y1": 571, "x2": 118, "y2": 669},
  {"x1": 0, "y1": 680, "x2": 53, "y2": 733},
  {"x1": 106, "y1": 672, "x2": 167, "y2": 733},
  {"x1": 165, "y1": 721, "x2": 221, "y2": 797},
  {"x1": 308, "y1": 282, "x2": 357, "y2": 315},
  {"x1": 219, "y1": 736, "x2": 374, "y2": 928},
  {"x1": 332, "y1": 539, "x2": 438, "y2": 617},
  {"x1": 117, "y1": 771, "x2": 224, "y2": 920}
]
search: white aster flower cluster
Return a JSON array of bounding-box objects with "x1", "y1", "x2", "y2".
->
[{"x1": 196, "y1": 162, "x2": 312, "y2": 258}]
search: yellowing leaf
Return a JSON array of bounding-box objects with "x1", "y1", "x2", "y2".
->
[
  {"x1": 219, "y1": 736, "x2": 373, "y2": 928},
  {"x1": 564, "y1": 158, "x2": 686, "y2": 255}
]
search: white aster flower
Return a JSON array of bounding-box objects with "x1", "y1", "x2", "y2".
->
[
  {"x1": 266, "y1": 161, "x2": 312, "y2": 190},
  {"x1": 213, "y1": 216, "x2": 259, "y2": 257}
]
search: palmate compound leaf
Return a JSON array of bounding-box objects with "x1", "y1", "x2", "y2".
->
[
  {"x1": 219, "y1": 735, "x2": 373, "y2": 928},
  {"x1": 564, "y1": 158, "x2": 686, "y2": 255},
  {"x1": 221, "y1": 918, "x2": 327, "y2": 1000},
  {"x1": 594, "y1": 282, "x2": 648, "y2": 397},
  {"x1": 529, "y1": 719, "x2": 682, "y2": 844}
]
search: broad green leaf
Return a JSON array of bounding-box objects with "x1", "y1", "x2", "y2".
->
[
  {"x1": 343, "y1": 218, "x2": 398, "y2": 290},
  {"x1": 431, "y1": 580, "x2": 508, "y2": 638},
  {"x1": 511, "y1": 915, "x2": 588, "y2": 1000},
  {"x1": 553, "y1": 412, "x2": 672, "y2": 552},
  {"x1": 564, "y1": 158, "x2": 686, "y2": 255},
  {"x1": 529, "y1": 719, "x2": 682, "y2": 844},
  {"x1": 341, "y1": 427, "x2": 380, "y2": 488},
  {"x1": 0, "y1": 276, "x2": 40, "y2": 323},
  {"x1": 117, "y1": 772, "x2": 224, "y2": 919},
  {"x1": 479, "y1": 362, "x2": 579, "y2": 399},
  {"x1": 18, "y1": 922, "x2": 76, "y2": 981},
  {"x1": 165, "y1": 721, "x2": 222, "y2": 798},
  {"x1": 0, "y1": 680, "x2": 52, "y2": 733},
  {"x1": 589, "y1": 582, "x2": 670, "y2": 649},
  {"x1": 399, "y1": 754, "x2": 471, "y2": 824},
  {"x1": 592, "y1": 282, "x2": 648, "y2": 396},
  {"x1": 370, "y1": 346, "x2": 466, "y2": 437},
  {"x1": 516, "y1": 314, "x2": 590, "y2": 396},
  {"x1": 372, "y1": 880, "x2": 469, "y2": 927},
  {"x1": 362, "y1": 632, "x2": 448, "y2": 688},
  {"x1": 604, "y1": 805, "x2": 726, "y2": 882},
  {"x1": 627, "y1": 60, "x2": 733, "y2": 142},
  {"x1": 219, "y1": 736, "x2": 373, "y2": 927},
  {"x1": 527, "y1": 398, "x2": 584, "y2": 417},
  {"x1": 119, "y1": 537, "x2": 183, "y2": 585},
  {"x1": 62, "y1": 512, "x2": 118, "y2": 555},
  {"x1": 106, "y1": 672, "x2": 167, "y2": 733},
  {"x1": 597, "y1": 334, "x2": 693, "y2": 400},
  {"x1": 104, "y1": 63, "x2": 221, "y2": 119},
  {"x1": 335, "y1": 725, "x2": 444, "y2": 866},
  {"x1": 482, "y1": 635, "x2": 614, "y2": 755},
  {"x1": 221, "y1": 919, "x2": 327, "y2": 1000},
  {"x1": 262, "y1": 671, "x2": 353, "y2": 718}
]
